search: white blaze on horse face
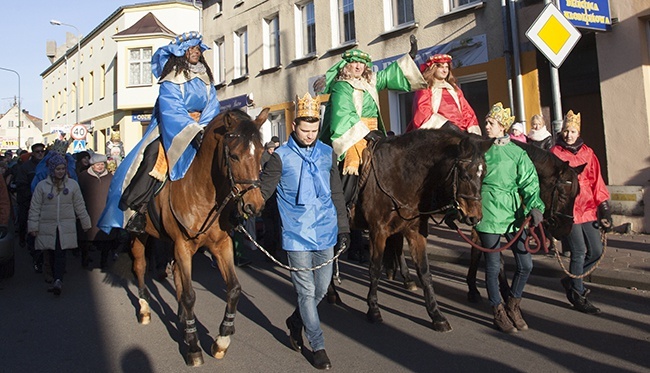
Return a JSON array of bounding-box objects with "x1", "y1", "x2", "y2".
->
[
  {"x1": 477, "y1": 164, "x2": 483, "y2": 178},
  {"x1": 249, "y1": 143, "x2": 256, "y2": 157}
]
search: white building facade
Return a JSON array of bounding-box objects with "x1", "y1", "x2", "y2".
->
[
  {"x1": 41, "y1": 0, "x2": 201, "y2": 155},
  {"x1": 0, "y1": 104, "x2": 43, "y2": 151}
]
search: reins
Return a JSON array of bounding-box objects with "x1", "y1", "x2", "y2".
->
[{"x1": 169, "y1": 138, "x2": 261, "y2": 239}]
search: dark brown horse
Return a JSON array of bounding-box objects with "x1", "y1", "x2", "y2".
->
[
  {"x1": 132, "y1": 109, "x2": 267, "y2": 366},
  {"x1": 465, "y1": 140, "x2": 584, "y2": 302},
  {"x1": 352, "y1": 129, "x2": 493, "y2": 332}
]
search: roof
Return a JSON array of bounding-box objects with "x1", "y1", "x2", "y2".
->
[{"x1": 113, "y1": 12, "x2": 175, "y2": 37}]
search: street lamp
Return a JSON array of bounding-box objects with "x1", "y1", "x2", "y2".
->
[
  {"x1": 0, "y1": 67, "x2": 20, "y2": 150},
  {"x1": 50, "y1": 19, "x2": 81, "y2": 127}
]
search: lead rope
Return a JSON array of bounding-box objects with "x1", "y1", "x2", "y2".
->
[
  {"x1": 554, "y1": 230, "x2": 608, "y2": 279},
  {"x1": 235, "y1": 224, "x2": 348, "y2": 273}
]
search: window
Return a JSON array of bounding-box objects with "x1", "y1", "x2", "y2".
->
[
  {"x1": 234, "y1": 28, "x2": 248, "y2": 78},
  {"x1": 88, "y1": 71, "x2": 94, "y2": 104},
  {"x1": 79, "y1": 77, "x2": 84, "y2": 107},
  {"x1": 128, "y1": 47, "x2": 153, "y2": 86},
  {"x1": 449, "y1": 0, "x2": 481, "y2": 11},
  {"x1": 338, "y1": 0, "x2": 355, "y2": 44},
  {"x1": 72, "y1": 82, "x2": 77, "y2": 112},
  {"x1": 100, "y1": 64, "x2": 106, "y2": 99},
  {"x1": 295, "y1": 1, "x2": 316, "y2": 57},
  {"x1": 263, "y1": 15, "x2": 281, "y2": 69},
  {"x1": 214, "y1": 38, "x2": 226, "y2": 84},
  {"x1": 384, "y1": 0, "x2": 414, "y2": 29},
  {"x1": 8, "y1": 120, "x2": 14, "y2": 128}
]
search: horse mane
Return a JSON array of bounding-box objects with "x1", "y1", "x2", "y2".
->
[{"x1": 512, "y1": 140, "x2": 567, "y2": 175}]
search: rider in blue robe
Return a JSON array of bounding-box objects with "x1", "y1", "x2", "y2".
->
[{"x1": 98, "y1": 32, "x2": 220, "y2": 233}]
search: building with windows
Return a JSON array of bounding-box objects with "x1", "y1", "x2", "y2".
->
[
  {"x1": 0, "y1": 105, "x2": 43, "y2": 151},
  {"x1": 41, "y1": 0, "x2": 201, "y2": 154},
  {"x1": 202, "y1": 0, "x2": 650, "y2": 232}
]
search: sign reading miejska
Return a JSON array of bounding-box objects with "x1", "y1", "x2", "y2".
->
[
  {"x1": 525, "y1": 3, "x2": 582, "y2": 69},
  {"x1": 70, "y1": 124, "x2": 88, "y2": 140}
]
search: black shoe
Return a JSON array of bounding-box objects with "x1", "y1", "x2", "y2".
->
[
  {"x1": 285, "y1": 315, "x2": 303, "y2": 352},
  {"x1": 126, "y1": 212, "x2": 147, "y2": 234},
  {"x1": 313, "y1": 349, "x2": 332, "y2": 370},
  {"x1": 568, "y1": 289, "x2": 601, "y2": 315}
]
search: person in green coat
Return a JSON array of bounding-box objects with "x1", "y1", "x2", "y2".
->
[
  {"x1": 476, "y1": 102, "x2": 545, "y2": 334},
  {"x1": 317, "y1": 37, "x2": 427, "y2": 262}
]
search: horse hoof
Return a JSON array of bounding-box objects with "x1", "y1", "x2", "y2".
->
[
  {"x1": 185, "y1": 351, "x2": 204, "y2": 366},
  {"x1": 467, "y1": 291, "x2": 482, "y2": 303},
  {"x1": 366, "y1": 310, "x2": 383, "y2": 323},
  {"x1": 139, "y1": 313, "x2": 151, "y2": 325},
  {"x1": 432, "y1": 320, "x2": 453, "y2": 332},
  {"x1": 326, "y1": 293, "x2": 342, "y2": 305},
  {"x1": 138, "y1": 299, "x2": 151, "y2": 324},
  {"x1": 404, "y1": 281, "x2": 417, "y2": 292},
  {"x1": 211, "y1": 335, "x2": 231, "y2": 360},
  {"x1": 386, "y1": 270, "x2": 395, "y2": 281}
]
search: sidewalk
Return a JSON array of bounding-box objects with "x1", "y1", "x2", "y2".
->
[{"x1": 420, "y1": 224, "x2": 650, "y2": 291}]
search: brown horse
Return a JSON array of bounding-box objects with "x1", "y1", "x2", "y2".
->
[
  {"x1": 465, "y1": 140, "x2": 584, "y2": 302},
  {"x1": 352, "y1": 129, "x2": 493, "y2": 332},
  {"x1": 132, "y1": 109, "x2": 267, "y2": 366}
]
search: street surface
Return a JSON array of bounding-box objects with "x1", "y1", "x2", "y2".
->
[{"x1": 1, "y1": 244, "x2": 648, "y2": 373}]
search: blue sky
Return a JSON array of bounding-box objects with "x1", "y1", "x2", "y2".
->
[{"x1": 0, "y1": 1, "x2": 136, "y2": 118}]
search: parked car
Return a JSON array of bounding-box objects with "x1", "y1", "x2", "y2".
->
[{"x1": 0, "y1": 220, "x2": 15, "y2": 278}]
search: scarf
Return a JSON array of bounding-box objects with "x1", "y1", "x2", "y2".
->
[
  {"x1": 556, "y1": 137, "x2": 584, "y2": 154},
  {"x1": 528, "y1": 127, "x2": 552, "y2": 142},
  {"x1": 287, "y1": 135, "x2": 328, "y2": 206}
]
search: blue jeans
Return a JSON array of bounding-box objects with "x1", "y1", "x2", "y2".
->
[
  {"x1": 562, "y1": 221, "x2": 603, "y2": 294},
  {"x1": 286, "y1": 247, "x2": 333, "y2": 352},
  {"x1": 478, "y1": 231, "x2": 533, "y2": 307}
]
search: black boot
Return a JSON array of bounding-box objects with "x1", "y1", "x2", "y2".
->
[
  {"x1": 126, "y1": 211, "x2": 147, "y2": 234},
  {"x1": 313, "y1": 349, "x2": 332, "y2": 370},
  {"x1": 285, "y1": 310, "x2": 303, "y2": 352},
  {"x1": 568, "y1": 288, "x2": 601, "y2": 314}
]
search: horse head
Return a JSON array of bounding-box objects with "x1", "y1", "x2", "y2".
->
[
  {"x1": 205, "y1": 108, "x2": 269, "y2": 218},
  {"x1": 449, "y1": 135, "x2": 493, "y2": 226},
  {"x1": 543, "y1": 160, "x2": 584, "y2": 238}
]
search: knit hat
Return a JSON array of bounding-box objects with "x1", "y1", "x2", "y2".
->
[
  {"x1": 264, "y1": 141, "x2": 277, "y2": 150},
  {"x1": 47, "y1": 153, "x2": 67, "y2": 177},
  {"x1": 511, "y1": 122, "x2": 525, "y2": 134}
]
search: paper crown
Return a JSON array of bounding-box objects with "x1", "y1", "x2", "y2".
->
[
  {"x1": 563, "y1": 110, "x2": 581, "y2": 131},
  {"x1": 486, "y1": 102, "x2": 515, "y2": 130},
  {"x1": 295, "y1": 93, "x2": 320, "y2": 119},
  {"x1": 420, "y1": 54, "x2": 453, "y2": 72}
]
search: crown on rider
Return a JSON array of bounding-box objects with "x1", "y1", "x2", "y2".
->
[
  {"x1": 295, "y1": 93, "x2": 320, "y2": 119},
  {"x1": 486, "y1": 102, "x2": 515, "y2": 131},
  {"x1": 563, "y1": 110, "x2": 581, "y2": 132},
  {"x1": 48, "y1": 138, "x2": 72, "y2": 155}
]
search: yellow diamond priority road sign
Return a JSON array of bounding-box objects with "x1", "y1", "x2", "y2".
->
[{"x1": 526, "y1": 3, "x2": 581, "y2": 68}]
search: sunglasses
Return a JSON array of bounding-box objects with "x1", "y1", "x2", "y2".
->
[{"x1": 33, "y1": 150, "x2": 45, "y2": 154}]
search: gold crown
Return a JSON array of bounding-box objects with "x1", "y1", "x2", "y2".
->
[
  {"x1": 295, "y1": 93, "x2": 320, "y2": 119},
  {"x1": 486, "y1": 102, "x2": 515, "y2": 130},
  {"x1": 563, "y1": 110, "x2": 581, "y2": 131}
]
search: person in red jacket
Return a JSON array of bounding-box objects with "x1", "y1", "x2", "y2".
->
[
  {"x1": 551, "y1": 110, "x2": 612, "y2": 314},
  {"x1": 406, "y1": 54, "x2": 480, "y2": 135}
]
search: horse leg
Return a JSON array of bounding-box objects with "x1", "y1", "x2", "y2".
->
[
  {"x1": 209, "y1": 240, "x2": 241, "y2": 360},
  {"x1": 173, "y1": 246, "x2": 203, "y2": 367},
  {"x1": 387, "y1": 233, "x2": 417, "y2": 291},
  {"x1": 405, "y1": 227, "x2": 452, "y2": 332},
  {"x1": 132, "y1": 234, "x2": 152, "y2": 324},
  {"x1": 466, "y1": 229, "x2": 483, "y2": 303},
  {"x1": 366, "y1": 230, "x2": 387, "y2": 323}
]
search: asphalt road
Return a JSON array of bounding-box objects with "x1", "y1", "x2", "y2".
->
[{"x1": 1, "y1": 245, "x2": 648, "y2": 373}]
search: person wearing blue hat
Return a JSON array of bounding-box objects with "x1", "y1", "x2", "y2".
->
[{"x1": 99, "y1": 32, "x2": 220, "y2": 234}]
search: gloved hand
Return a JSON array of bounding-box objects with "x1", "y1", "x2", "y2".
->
[
  {"x1": 597, "y1": 201, "x2": 613, "y2": 232},
  {"x1": 337, "y1": 233, "x2": 351, "y2": 252},
  {"x1": 408, "y1": 34, "x2": 418, "y2": 59},
  {"x1": 0, "y1": 225, "x2": 7, "y2": 239},
  {"x1": 364, "y1": 130, "x2": 384, "y2": 143},
  {"x1": 529, "y1": 208, "x2": 543, "y2": 227},
  {"x1": 312, "y1": 75, "x2": 326, "y2": 94}
]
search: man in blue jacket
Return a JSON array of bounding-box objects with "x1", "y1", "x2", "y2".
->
[{"x1": 260, "y1": 93, "x2": 349, "y2": 370}]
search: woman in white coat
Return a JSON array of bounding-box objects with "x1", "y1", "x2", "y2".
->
[{"x1": 28, "y1": 153, "x2": 91, "y2": 295}]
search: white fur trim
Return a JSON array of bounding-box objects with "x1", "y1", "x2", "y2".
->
[
  {"x1": 167, "y1": 122, "x2": 203, "y2": 171},
  {"x1": 332, "y1": 120, "x2": 370, "y2": 157},
  {"x1": 467, "y1": 125, "x2": 482, "y2": 136},
  {"x1": 420, "y1": 113, "x2": 448, "y2": 130},
  {"x1": 397, "y1": 55, "x2": 427, "y2": 90}
]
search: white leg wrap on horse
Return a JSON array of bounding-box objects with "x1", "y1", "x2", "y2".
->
[{"x1": 139, "y1": 298, "x2": 151, "y2": 325}]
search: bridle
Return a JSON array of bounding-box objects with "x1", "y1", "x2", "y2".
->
[
  {"x1": 373, "y1": 156, "x2": 482, "y2": 221},
  {"x1": 170, "y1": 133, "x2": 261, "y2": 239}
]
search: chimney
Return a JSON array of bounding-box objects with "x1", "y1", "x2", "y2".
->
[{"x1": 46, "y1": 40, "x2": 57, "y2": 63}]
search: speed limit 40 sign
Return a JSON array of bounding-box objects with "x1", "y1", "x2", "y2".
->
[{"x1": 70, "y1": 124, "x2": 88, "y2": 140}]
